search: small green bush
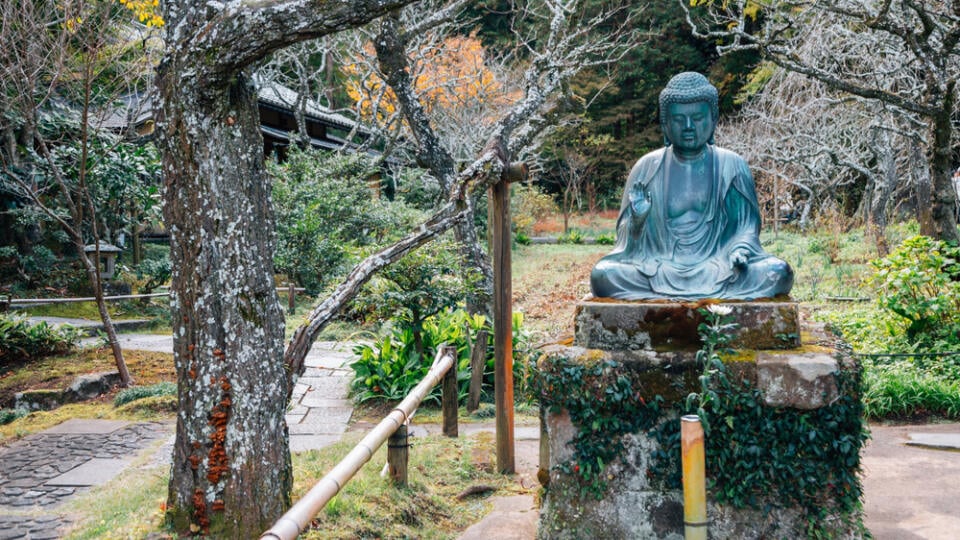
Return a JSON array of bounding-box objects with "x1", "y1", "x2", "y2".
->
[
  {"x1": 594, "y1": 232, "x2": 615, "y2": 245},
  {"x1": 558, "y1": 229, "x2": 584, "y2": 244},
  {"x1": 0, "y1": 314, "x2": 81, "y2": 363},
  {"x1": 134, "y1": 257, "x2": 172, "y2": 295},
  {"x1": 514, "y1": 231, "x2": 532, "y2": 246},
  {"x1": 114, "y1": 382, "x2": 177, "y2": 407},
  {"x1": 868, "y1": 235, "x2": 960, "y2": 343},
  {"x1": 350, "y1": 309, "x2": 535, "y2": 405},
  {"x1": 0, "y1": 408, "x2": 29, "y2": 425},
  {"x1": 511, "y1": 184, "x2": 557, "y2": 237}
]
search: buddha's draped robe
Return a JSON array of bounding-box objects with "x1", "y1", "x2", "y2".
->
[{"x1": 590, "y1": 145, "x2": 793, "y2": 300}]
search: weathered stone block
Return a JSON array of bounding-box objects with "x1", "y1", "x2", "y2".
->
[
  {"x1": 574, "y1": 299, "x2": 800, "y2": 351},
  {"x1": 757, "y1": 352, "x2": 839, "y2": 409},
  {"x1": 14, "y1": 389, "x2": 62, "y2": 411},
  {"x1": 61, "y1": 371, "x2": 121, "y2": 402},
  {"x1": 538, "y1": 338, "x2": 863, "y2": 539}
]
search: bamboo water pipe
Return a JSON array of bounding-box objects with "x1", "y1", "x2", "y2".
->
[{"x1": 681, "y1": 415, "x2": 707, "y2": 540}]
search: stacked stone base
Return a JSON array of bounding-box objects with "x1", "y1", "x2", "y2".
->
[{"x1": 538, "y1": 300, "x2": 864, "y2": 539}]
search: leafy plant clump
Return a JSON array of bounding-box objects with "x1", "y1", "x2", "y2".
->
[
  {"x1": 594, "y1": 232, "x2": 615, "y2": 245},
  {"x1": 557, "y1": 229, "x2": 584, "y2": 244},
  {"x1": 349, "y1": 309, "x2": 535, "y2": 406},
  {"x1": 114, "y1": 381, "x2": 177, "y2": 407},
  {"x1": 0, "y1": 408, "x2": 28, "y2": 425},
  {"x1": 0, "y1": 314, "x2": 81, "y2": 363},
  {"x1": 868, "y1": 235, "x2": 960, "y2": 342}
]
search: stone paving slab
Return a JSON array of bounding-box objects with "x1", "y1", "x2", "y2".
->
[
  {"x1": 0, "y1": 515, "x2": 70, "y2": 540},
  {"x1": 906, "y1": 432, "x2": 960, "y2": 451},
  {"x1": 42, "y1": 419, "x2": 129, "y2": 434},
  {"x1": 288, "y1": 422, "x2": 347, "y2": 436},
  {"x1": 0, "y1": 422, "x2": 170, "y2": 509},
  {"x1": 289, "y1": 434, "x2": 341, "y2": 453},
  {"x1": 46, "y1": 458, "x2": 131, "y2": 487},
  {"x1": 300, "y1": 389, "x2": 351, "y2": 407},
  {"x1": 459, "y1": 495, "x2": 538, "y2": 540}
]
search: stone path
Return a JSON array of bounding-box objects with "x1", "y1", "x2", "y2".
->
[
  {"x1": 77, "y1": 331, "x2": 360, "y2": 453},
  {"x1": 3, "y1": 326, "x2": 360, "y2": 539},
  {"x1": 287, "y1": 341, "x2": 356, "y2": 452},
  {"x1": 0, "y1": 419, "x2": 171, "y2": 539}
]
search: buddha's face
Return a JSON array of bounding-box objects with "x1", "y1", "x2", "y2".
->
[{"x1": 663, "y1": 101, "x2": 715, "y2": 157}]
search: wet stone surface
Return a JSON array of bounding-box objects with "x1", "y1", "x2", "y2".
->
[
  {"x1": 0, "y1": 421, "x2": 170, "y2": 506},
  {"x1": 0, "y1": 515, "x2": 71, "y2": 540}
]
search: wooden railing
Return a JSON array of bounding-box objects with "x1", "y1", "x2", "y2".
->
[{"x1": 259, "y1": 345, "x2": 459, "y2": 540}]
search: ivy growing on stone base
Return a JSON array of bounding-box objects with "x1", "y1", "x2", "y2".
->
[
  {"x1": 537, "y1": 357, "x2": 664, "y2": 498},
  {"x1": 538, "y1": 309, "x2": 869, "y2": 536}
]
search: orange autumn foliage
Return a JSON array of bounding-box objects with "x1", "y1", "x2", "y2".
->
[{"x1": 345, "y1": 32, "x2": 519, "y2": 125}]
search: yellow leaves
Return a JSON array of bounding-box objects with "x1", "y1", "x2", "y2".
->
[
  {"x1": 345, "y1": 32, "x2": 520, "y2": 126},
  {"x1": 64, "y1": 17, "x2": 84, "y2": 33},
  {"x1": 743, "y1": 1, "x2": 761, "y2": 21},
  {"x1": 118, "y1": 0, "x2": 164, "y2": 27},
  {"x1": 689, "y1": 0, "x2": 762, "y2": 23}
]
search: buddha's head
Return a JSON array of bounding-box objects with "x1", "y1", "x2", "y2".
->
[{"x1": 659, "y1": 72, "x2": 718, "y2": 155}]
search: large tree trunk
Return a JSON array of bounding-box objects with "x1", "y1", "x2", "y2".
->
[
  {"x1": 927, "y1": 87, "x2": 960, "y2": 245},
  {"x1": 154, "y1": 2, "x2": 421, "y2": 535},
  {"x1": 157, "y1": 62, "x2": 291, "y2": 536}
]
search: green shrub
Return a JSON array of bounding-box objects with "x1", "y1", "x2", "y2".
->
[
  {"x1": 0, "y1": 408, "x2": 29, "y2": 425},
  {"x1": 349, "y1": 308, "x2": 534, "y2": 405},
  {"x1": 861, "y1": 363, "x2": 960, "y2": 419},
  {"x1": 0, "y1": 314, "x2": 81, "y2": 363},
  {"x1": 868, "y1": 235, "x2": 960, "y2": 343},
  {"x1": 514, "y1": 231, "x2": 532, "y2": 246},
  {"x1": 134, "y1": 257, "x2": 172, "y2": 295},
  {"x1": 558, "y1": 229, "x2": 584, "y2": 244},
  {"x1": 114, "y1": 382, "x2": 177, "y2": 407},
  {"x1": 269, "y1": 147, "x2": 423, "y2": 295},
  {"x1": 510, "y1": 184, "x2": 557, "y2": 237},
  {"x1": 594, "y1": 232, "x2": 615, "y2": 245}
]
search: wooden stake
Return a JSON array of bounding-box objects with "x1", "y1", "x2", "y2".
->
[
  {"x1": 442, "y1": 344, "x2": 459, "y2": 437},
  {"x1": 491, "y1": 177, "x2": 515, "y2": 474},
  {"x1": 467, "y1": 329, "x2": 489, "y2": 413},
  {"x1": 387, "y1": 424, "x2": 408, "y2": 487}
]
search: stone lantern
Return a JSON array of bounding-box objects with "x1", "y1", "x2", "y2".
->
[{"x1": 84, "y1": 242, "x2": 123, "y2": 280}]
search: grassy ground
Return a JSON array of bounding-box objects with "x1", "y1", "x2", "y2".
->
[
  {"x1": 512, "y1": 243, "x2": 609, "y2": 340},
  {"x1": 0, "y1": 348, "x2": 175, "y2": 443},
  {"x1": 53, "y1": 430, "x2": 522, "y2": 539}
]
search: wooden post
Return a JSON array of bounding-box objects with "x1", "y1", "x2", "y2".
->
[
  {"x1": 387, "y1": 424, "x2": 408, "y2": 487},
  {"x1": 491, "y1": 176, "x2": 515, "y2": 474},
  {"x1": 288, "y1": 282, "x2": 296, "y2": 314},
  {"x1": 442, "y1": 345, "x2": 459, "y2": 438},
  {"x1": 467, "y1": 328, "x2": 489, "y2": 413}
]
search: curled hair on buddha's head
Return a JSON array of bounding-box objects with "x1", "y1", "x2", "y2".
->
[{"x1": 659, "y1": 72, "x2": 719, "y2": 146}]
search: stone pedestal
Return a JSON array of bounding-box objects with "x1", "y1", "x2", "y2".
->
[{"x1": 538, "y1": 300, "x2": 865, "y2": 539}]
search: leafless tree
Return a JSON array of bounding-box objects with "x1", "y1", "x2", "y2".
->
[
  {"x1": 718, "y1": 62, "x2": 925, "y2": 242},
  {"x1": 350, "y1": 0, "x2": 637, "y2": 312},
  {"x1": 0, "y1": 0, "x2": 159, "y2": 387},
  {"x1": 684, "y1": 0, "x2": 960, "y2": 243}
]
